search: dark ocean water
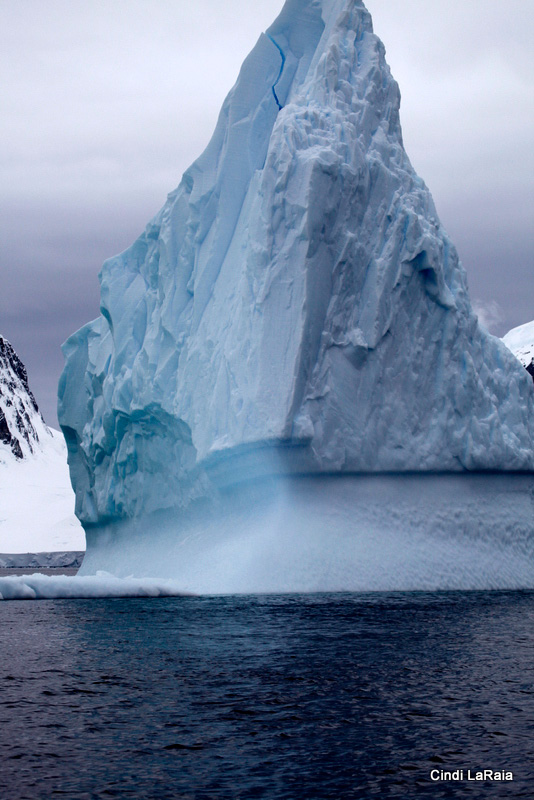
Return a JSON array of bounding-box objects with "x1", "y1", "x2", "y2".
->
[{"x1": 1, "y1": 591, "x2": 533, "y2": 800}]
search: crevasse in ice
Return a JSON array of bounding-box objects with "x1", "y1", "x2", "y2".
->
[{"x1": 58, "y1": 0, "x2": 534, "y2": 528}]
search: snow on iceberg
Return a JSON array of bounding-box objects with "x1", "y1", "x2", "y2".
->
[{"x1": 58, "y1": 0, "x2": 533, "y2": 592}]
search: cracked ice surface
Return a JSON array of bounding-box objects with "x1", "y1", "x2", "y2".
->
[{"x1": 59, "y1": 0, "x2": 533, "y2": 532}]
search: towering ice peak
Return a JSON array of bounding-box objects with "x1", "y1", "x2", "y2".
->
[
  {"x1": 0, "y1": 336, "x2": 50, "y2": 461},
  {"x1": 59, "y1": 0, "x2": 534, "y2": 528}
]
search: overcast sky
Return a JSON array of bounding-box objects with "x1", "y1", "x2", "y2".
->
[{"x1": 1, "y1": 0, "x2": 533, "y2": 426}]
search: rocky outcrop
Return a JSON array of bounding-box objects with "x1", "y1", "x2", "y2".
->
[{"x1": 0, "y1": 336, "x2": 49, "y2": 460}]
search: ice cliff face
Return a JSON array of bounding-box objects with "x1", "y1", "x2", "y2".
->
[
  {"x1": 503, "y1": 321, "x2": 534, "y2": 383},
  {"x1": 59, "y1": 0, "x2": 534, "y2": 526},
  {"x1": 0, "y1": 336, "x2": 49, "y2": 460}
]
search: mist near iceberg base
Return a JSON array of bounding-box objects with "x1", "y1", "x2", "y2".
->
[{"x1": 76, "y1": 473, "x2": 534, "y2": 595}]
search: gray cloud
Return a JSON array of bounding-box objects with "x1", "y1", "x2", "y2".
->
[
  {"x1": 1, "y1": 0, "x2": 532, "y2": 425},
  {"x1": 472, "y1": 300, "x2": 504, "y2": 334}
]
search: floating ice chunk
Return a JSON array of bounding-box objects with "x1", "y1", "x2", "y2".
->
[{"x1": 0, "y1": 571, "x2": 190, "y2": 601}]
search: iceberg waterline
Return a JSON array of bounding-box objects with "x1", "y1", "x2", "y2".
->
[
  {"x1": 77, "y1": 474, "x2": 534, "y2": 594},
  {"x1": 2, "y1": 473, "x2": 533, "y2": 598},
  {"x1": 57, "y1": 0, "x2": 533, "y2": 592}
]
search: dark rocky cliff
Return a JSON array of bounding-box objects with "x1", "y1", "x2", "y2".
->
[{"x1": 0, "y1": 336, "x2": 44, "y2": 459}]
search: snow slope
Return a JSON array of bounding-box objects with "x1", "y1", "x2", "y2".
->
[
  {"x1": 0, "y1": 428, "x2": 84, "y2": 553},
  {"x1": 503, "y1": 320, "x2": 534, "y2": 379},
  {"x1": 59, "y1": 0, "x2": 533, "y2": 529},
  {"x1": 0, "y1": 335, "x2": 84, "y2": 553}
]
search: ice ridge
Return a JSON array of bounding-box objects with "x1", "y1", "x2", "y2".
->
[{"x1": 59, "y1": 0, "x2": 534, "y2": 531}]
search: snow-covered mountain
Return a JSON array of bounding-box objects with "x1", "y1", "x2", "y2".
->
[
  {"x1": 502, "y1": 321, "x2": 534, "y2": 382},
  {"x1": 0, "y1": 336, "x2": 84, "y2": 554},
  {"x1": 0, "y1": 335, "x2": 49, "y2": 460}
]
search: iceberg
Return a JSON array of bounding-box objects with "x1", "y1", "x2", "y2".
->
[{"x1": 58, "y1": 0, "x2": 534, "y2": 593}]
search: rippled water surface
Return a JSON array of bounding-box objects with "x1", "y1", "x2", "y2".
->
[{"x1": 1, "y1": 591, "x2": 533, "y2": 799}]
